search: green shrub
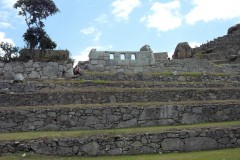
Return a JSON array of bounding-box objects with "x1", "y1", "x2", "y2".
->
[{"x1": 194, "y1": 52, "x2": 203, "y2": 59}]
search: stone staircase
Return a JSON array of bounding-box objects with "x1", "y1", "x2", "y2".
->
[{"x1": 0, "y1": 72, "x2": 240, "y2": 157}]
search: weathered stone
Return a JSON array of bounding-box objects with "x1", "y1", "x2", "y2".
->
[
  {"x1": 42, "y1": 67, "x2": 59, "y2": 76},
  {"x1": 84, "y1": 116, "x2": 100, "y2": 126},
  {"x1": 13, "y1": 66, "x2": 24, "y2": 73},
  {"x1": 4, "y1": 72, "x2": 15, "y2": 80},
  {"x1": 40, "y1": 124, "x2": 60, "y2": 131},
  {"x1": 181, "y1": 113, "x2": 201, "y2": 124},
  {"x1": 22, "y1": 122, "x2": 35, "y2": 131},
  {"x1": 23, "y1": 60, "x2": 33, "y2": 68},
  {"x1": 82, "y1": 142, "x2": 100, "y2": 156},
  {"x1": 185, "y1": 137, "x2": 218, "y2": 152},
  {"x1": 161, "y1": 138, "x2": 184, "y2": 151},
  {"x1": 14, "y1": 73, "x2": 24, "y2": 82},
  {"x1": 117, "y1": 118, "x2": 137, "y2": 128},
  {"x1": 3, "y1": 63, "x2": 12, "y2": 71},
  {"x1": 0, "y1": 121, "x2": 17, "y2": 128},
  {"x1": 109, "y1": 148, "x2": 122, "y2": 155},
  {"x1": 131, "y1": 141, "x2": 143, "y2": 147},
  {"x1": 140, "y1": 45, "x2": 152, "y2": 52},
  {"x1": 57, "y1": 147, "x2": 73, "y2": 155},
  {"x1": 228, "y1": 23, "x2": 240, "y2": 34},
  {"x1": 28, "y1": 71, "x2": 40, "y2": 79},
  {"x1": 172, "y1": 42, "x2": 192, "y2": 59},
  {"x1": 107, "y1": 115, "x2": 121, "y2": 123},
  {"x1": 141, "y1": 146, "x2": 155, "y2": 154},
  {"x1": 35, "y1": 147, "x2": 52, "y2": 155},
  {"x1": 109, "y1": 95, "x2": 116, "y2": 103}
]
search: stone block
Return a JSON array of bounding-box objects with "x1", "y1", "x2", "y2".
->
[
  {"x1": 117, "y1": 118, "x2": 137, "y2": 128},
  {"x1": 4, "y1": 71, "x2": 15, "y2": 80},
  {"x1": 33, "y1": 62, "x2": 40, "y2": 68},
  {"x1": 0, "y1": 62, "x2": 4, "y2": 67},
  {"x1": 13, "y1": 66, "x2": 24, "y2": 73},
  {"x1": 42, "y1": 66, "x2": 59, "y2": 76},
  {"x1": 28, "y1": 71, "x2": 41, "y2": 79},
  {"x1": 161, "y1": 138, "x2": 184, "y2": 151},
  {"x1": 184, "y1": 137, "x2": 218, "y2": 152},
  {"x1": 91, "y1": 60, "x2": 98, "y2": 65},
  {"x1": 3, "y1": 63, "x2": 12, "y2": 71},
  {"x1": 181, "y1": 113, "x2": 202, "y2": 124},
  {"x1": 109, "y1": 148, "x2": 122, "y2": 155},
  {"x1": 98, "y1": 60, "x2": 106, "y2": 65},
  {"x1": 82, "y1": 142, "x2": 100, "y2": 156},
  {"x1": 23, "y1": 60, "x2": 33, "y2": 68}
]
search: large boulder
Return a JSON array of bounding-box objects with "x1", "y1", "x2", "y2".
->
[
  {"x1": 140, "y1": 45, "x2": 152, "y2": 52},
  {"x1": 227, "y1": 24, "x2": 240, "y2": 35},
  {"x1": 172, "y1": 42, "x2": 192, "y2": 59}
]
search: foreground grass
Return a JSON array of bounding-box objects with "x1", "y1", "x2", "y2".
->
[
  {"x1": 0, "y1": 121, "x2": 239, "y2": 141},
  {"x1": 1, "y1": 148, "x2": 240, "y2": 160}
]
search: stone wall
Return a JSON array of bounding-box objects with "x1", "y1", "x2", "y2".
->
[
  {"x1": 154, "y1": 52, "x2": 168, "y2": 60},
  {"x1": 194, "y1": 25, "x2": 240, "y2": 62},
  {"x1": 1, "y1": 78, "x2": 239, "y2": 94},
  {"x1": 1, "y1": 88, "x2": 240, "y2": 107},
  {"x1": 0, "y1": 103, "x2": 239, "y2": 132},
  {"x1": 89, "y1": 49, "x2": 158, "y2": 73},
  {"x1": 87, "y1": 49, "x2": 238, "y2": 73},
  {"x1": 156, "y1": 59, "x2": 225, "y2": 73},
  {"x1": 0, "y1": 60, "x2": 73, "y2": 80},
  {"x1": 0, "y1": 127, "x2": 239, "y2": 156}
]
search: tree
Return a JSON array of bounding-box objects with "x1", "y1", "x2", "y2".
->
[
  {"x1": 0, "y1": 42, "x2": 19, "y2": 61},
  {"x1": 14, "y1": 0, "x2": 59, "y2": 50}
]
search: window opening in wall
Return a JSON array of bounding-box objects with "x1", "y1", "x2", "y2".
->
[
  {"x1": 131, "y1": 53, "x2": 136, "y2": 60},
  {"x1": 120, "y1": 53, "x2": 125, "y2": 60},
  {"x1": 110, "y1": 53, "x2": 114, "y2": 60}
]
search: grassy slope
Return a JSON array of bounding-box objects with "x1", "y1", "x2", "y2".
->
[
  {"x1": 0, "y1": 121, "x2": 239, "y2": 141},
  {"x1": 1, "y1": 148, "x2": 240, "y2": 160}
]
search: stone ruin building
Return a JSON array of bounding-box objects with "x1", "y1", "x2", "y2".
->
[{"x1": 77, "y1": 23, "x2": 240, "y2": 74}]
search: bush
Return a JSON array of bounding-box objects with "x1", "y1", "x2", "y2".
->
[
  {"x1": 19, "y1": 49, "x2": 70, "y2": 62},
  {"x1": 194, "y1": 52, "x2": 203, "y2": 59}
]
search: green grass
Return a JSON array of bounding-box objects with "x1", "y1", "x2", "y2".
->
[
  {"x1": 1, "y1": 148, "x2": 240, "y2": 160},
  {"x1": 0, "y1": 121, "x2": 239, "y2": 141}
]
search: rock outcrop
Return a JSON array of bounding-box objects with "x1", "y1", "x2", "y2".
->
[
  {"x1": 140, "y1": 45, "x2": 152, "y2": 52},
  {"x1": 227, "y1": 23, "x2": 240, "y2": 35},
  {"x1": 172, "y1": 42, "x2": 192, "y2": 59}
]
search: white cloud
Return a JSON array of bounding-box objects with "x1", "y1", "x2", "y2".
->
[
  {"x1": 80, "y1": 26, "x2": 102, "y2": 42},
  {"x1": 112, "y1": 0, "x2": 141, "y2": 21},
  {"x1": 140, "y1": 0, "x2": 182, "y2": 32},
  {"x1": 186, "y1": 0, "x2": 240, "y2": 25},
  {"x1": 0, "y1": 22, "x2": 14, "y2": 29},
  {"x1": 73, "y1": 45, "x2": 113, "y2": 66},
  {"x1": 94, "y1": 14, "x2": 108, "y2": 24},
  {"x1": 80, "y1": 26, "x2": 96, "y2": 35},
  {"x1": 0, "y1": 32, "x2": 14, "y2": 44},
  {"x1": 0, "y1": 32, "x2": 15, "y2": 57},
  {"x1": 189, "y1": 41, "x2": 201, "y2": 48},
  {"x1": 94, "y1": 32, "x2": 102, "y2": 42}
]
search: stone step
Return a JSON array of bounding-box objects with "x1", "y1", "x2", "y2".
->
[
  {"x1": 1, "y1": 80, "x2": 240, "y2": 93},
  {"x1": 1, "y1": 88, "x2": 240, "y2": 106},
  {"x1": 0, "y1": 100, "x2": 239, "y2": 132},
  {"x1": 0, "y1": 121, "x2": 239, "y2": 156}
]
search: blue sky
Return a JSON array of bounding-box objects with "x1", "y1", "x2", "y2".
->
[{"x1": 1, "y1": 0, "x2": 240, "y2": 63}]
